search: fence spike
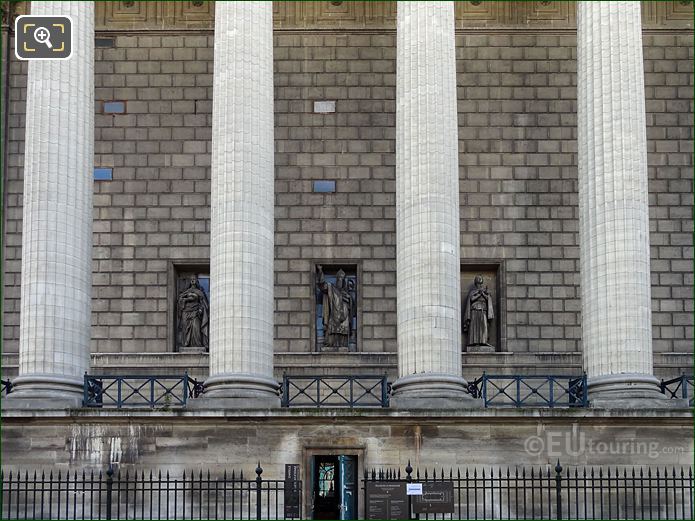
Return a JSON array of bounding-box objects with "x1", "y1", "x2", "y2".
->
[
  {"x1": 49, "y1": 470, "x2": 53, "y2": 479},
  {"x1": 681, "y1": 468, "x2": 684, "y2": 478},
  {"x1": 450, "y1": 468, "x2": 453, "y2": 480},
  {"x1": 473, "y1": 468, "x2": 477, "y2": 478},
  {"x1": 240, "y1": 469, "x2": 244, "y2": 480},
  {"x1": 424, "y1": 468, "x2": 428, "y2": 479},
  {"x1": 397, "y1": 468, "x2": 401, "y2": 479},
  {"x1": 125, "y1": 469, "x2": 129, "y2": 480}
]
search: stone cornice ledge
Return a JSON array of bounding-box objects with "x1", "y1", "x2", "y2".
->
[{"x1": 1, "y1": 406, "x2": 692, "y2": 423}]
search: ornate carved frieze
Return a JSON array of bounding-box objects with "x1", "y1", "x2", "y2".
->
[{"x1": 10, "y1": 1, "x2": 690, "y2": 31}]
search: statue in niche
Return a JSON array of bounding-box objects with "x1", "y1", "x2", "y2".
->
[
  {"x1": 463, "y1": 274, "x2": 495, "y2": 349},
  {"x1": 316, "y1": 265, "x2": 353, "y2": 349},
  {"x1": 177, "y1": 276, "x2": 209, "y2": 351}
]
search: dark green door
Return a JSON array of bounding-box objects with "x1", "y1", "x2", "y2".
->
[{"x1": 338, "y1": 455, "x2": 357, "y2": 520}]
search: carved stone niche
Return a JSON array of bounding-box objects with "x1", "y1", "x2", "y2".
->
[
  {"x1": 172, "y1": 264, "x2": 210, "y2": 353},
  {"x1": 313, "y1": 264, "x2": 358, "y2": 352},
  {"x1": 461, "y1": 262, "x2": 505, "y2": 353}
]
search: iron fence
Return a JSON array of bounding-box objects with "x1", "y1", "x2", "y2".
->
[
  {"x1": 83, "y1": 374, "x2": 203, "y2": 409},
  {"x1": 280, "y1": 374, "x2": 390, "y2": 407},
  {"x1": 364, "y1": 462, "x2": 694, "y2": 520},
  {"x1": 467, "y1": 374, "x2": 588, "y2": 408},
  {"x1": 2, "y1": 373, "x2": 690, "y2": 409},
  {"x1": 1, "y1": 464, "x2": 302, "y2": 520},
  {"x1": 660, "y1": 375, "x2": 694, "y2": 406}
]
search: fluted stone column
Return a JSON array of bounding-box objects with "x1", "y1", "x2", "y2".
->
[
  {"x1": 390, "y1": 2, "x2": 476, "y2": 408},
  {"x1": 577, "y1": 2, "x2": 666, "y2": 406},
  {"x1": 202, "y1": 1, "x2": 278, "y2": 408},
  {"x1": 6, "y1": 1, "x2": 94, "y2": 408}
]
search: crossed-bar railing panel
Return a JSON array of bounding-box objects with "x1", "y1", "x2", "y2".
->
[
  {"x1": 468, "y1": 374, "x2": 588, "y2": 408},
  {"x1": 1, "y1": 465, "x2": 302, "y2": 521},
  {"x1": 364, "y1": 462, "x2": 694, "y2": 520},
  {"x1": 280, "y1": 374, "x2": 389, "y2": 408},
  {"x1": 660, "y1": 375, "x2": 694, "y2": 406},
  {"x1": 83, "y1": 374, "x2": 204, "y2": 409},
  {"x1": 1, "y1": 379, "x2": 12, "y2": 396}
]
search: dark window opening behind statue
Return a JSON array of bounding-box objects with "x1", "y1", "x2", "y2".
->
[
  {"x1": 315, "y1": 265, "x2": 357, "y2": 352},
  {"x1": 176, "y1": 273, "x2": 210, "y2": 352}
]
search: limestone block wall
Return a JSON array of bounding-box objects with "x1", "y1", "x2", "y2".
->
[{"x1": 1, "y1": 30, "x2": 692, "y2": 368}]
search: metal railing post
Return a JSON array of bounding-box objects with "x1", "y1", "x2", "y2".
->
[
  {"x1": 255, "y1": 463, "x2": 262, "y2": 520},
  {"x1": 105, "y1": 464, "x2": 114, "y2": 521},
  {"x1": 555, "y1": 460, "x2": 562, "y2": 520},
  {"x1": 183, "y1": 372, "x2": 188, "y2": 406},
  {"x1": 482, "y1": 372, "x2": 488, "y2": 407},
  {"x1": 405, "y1": 460, "x2": 413, "y2": 520},
  {"x1": 281, "y1": 373, "x2": 288, "y2": 407},
  {"x1": 83, "y1": 373, "x2": 89, "y2": 407}
]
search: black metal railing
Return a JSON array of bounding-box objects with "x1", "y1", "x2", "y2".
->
[
  {"x1": 83, "y1": 374, "x2": 203, "y2": 409},
  {"x1": 1, "y1": 464, "x2": 302, "y2": 520},
  {"x1": 364, "y1": 461, "x2": 694, "y2": 520},
  {"x1": 1, "y1": 379, "x2": 12, "y2": 396},
  {"x1": 660, "y1": 375, "x2": 694, "y2": 405},
  {"x1": 467, "y1": 373, "x2": 588, "y2": 408},
  {"x1": 281, "y1": 374, "x2": 390, "y2": 408}
]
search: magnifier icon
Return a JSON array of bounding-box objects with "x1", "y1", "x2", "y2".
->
[{"x1": 34, "y1": 26, "x2": 53, "y2": 49}]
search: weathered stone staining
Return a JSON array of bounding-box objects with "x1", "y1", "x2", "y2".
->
[
  {"x1": 389, "y1": 1, "x2": 478, "y2": 409},
  {"x1": 200, "y1": 1, "x2": 279, "y2": 408},
  {"x1": 176, "y1": 276, "x2": 209, "y2": 351},
  {"x1": 463, "y1": 275, "x2": 495, "y2": 352},
  {"x1": 5, "y1": 1, "x2": 95, "y2": 409},
  {"x1": 577, "y1": 1, "x2": 668, "y2": 407}
]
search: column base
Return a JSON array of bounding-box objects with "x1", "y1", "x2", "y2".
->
[
  {"x1": 1, "y1": 375, "x2": 84, "y2": 410},
  {"x1": 588, "y1": 373, "x2": 683, "y2": 408},
  {"x1": 390, "y1": 373, "x2": 482, "y2": 409},
  {"x1": 189, "y1": 373, "x2": 280, "y2": 409}
]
